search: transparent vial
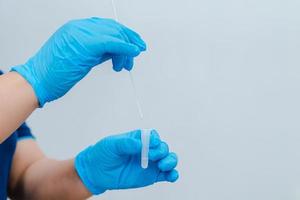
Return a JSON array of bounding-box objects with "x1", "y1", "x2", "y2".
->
[{"x1": 141, "y1": 129, "x2": 151, "y2": 169}]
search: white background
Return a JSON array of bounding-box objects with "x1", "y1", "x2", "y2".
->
[{"x1": 1, "y1": 0, "x2": 300, "y2": 199}]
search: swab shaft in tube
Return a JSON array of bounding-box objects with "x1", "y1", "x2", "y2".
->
[{"x1": 141, "y1": 129, "x2": 151, "y2": 169}]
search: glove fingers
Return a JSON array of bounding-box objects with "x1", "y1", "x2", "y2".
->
[
  {"x1": 149, "y1": 141, "x2": 169, "y2": 162},
  {"x1": 112, "y1": 55, "x2": 126, "y2": 72},
  {"x1": 116, "y1": 28, "x2": 139, "y2": 71},
  {"x1": 156, "y1": 169, "x2": 179, "y2": 183},
  {"x1": 149, "y1": 129, "x2": 161, "y2": 148},
  {"x1": 120, "y1": 129, "x2": 161, "y2": 155},
  {"x1": 157, "y1": 152, "x2": 178, "y2": 172},
  {"x1": 115, "y1": 137, "x2": 142, "y2": 155},
  {"x1": 121, "y1": 25, "x2": 147, "y2": 51},
  {"x1": 130, "y1": 129, "x2": 161, "y2": 148},
  {"x1": 105, "y1": 36, "x2": 141, "y2": 57},
  {"x1": 124, "y1": 57, "x2": 134, "y2": 71}
]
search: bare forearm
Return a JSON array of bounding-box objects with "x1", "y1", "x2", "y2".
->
[
  {"x1": 0, "y1": 72, "x2": 38, "y2": 143},
  {"x1": 11, "y1": 158, "x2": 91, "y2": 200}
]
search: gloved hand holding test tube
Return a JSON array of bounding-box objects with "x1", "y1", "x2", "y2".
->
[{"x1": 75, "y1": 129, "x2": 179, "y2": 194}]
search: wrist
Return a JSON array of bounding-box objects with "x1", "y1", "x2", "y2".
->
[
  {"x1": 70, "y1": 159, "x2": 93, "y2": 198},
  {"x1": 8, "y1": 71, "x2": 39, "y2": 108},
  {"x1": 11, "y1": 64, "x2": 47, "y2": 107},
  {"x1": 74, "y1": 148, "x2": 107, "y2": 195}
]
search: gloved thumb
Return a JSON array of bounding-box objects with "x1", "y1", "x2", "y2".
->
[{"x1": 114, "y1": 137, "x2": 142, "y2": 156}]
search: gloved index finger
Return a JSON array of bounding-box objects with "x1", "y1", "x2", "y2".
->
[
  {"x1": 123, "y1": 28, "x2": 147, "y2": 51},
  {"x1": 114, "y1": 137, "x2": 142, "y2": 156},
  {"x1": 131, "y1": 129, "x2": 160, "y2": 148},
  {"x1": 149, "y1": 129, "x2": 161, "y2": 148},
  {"x1": 119, "y1": 24, "x2": 147, "y2": 51},
  {"x1": 104, "y1": 36, "x2": 141, "y2": 57}
]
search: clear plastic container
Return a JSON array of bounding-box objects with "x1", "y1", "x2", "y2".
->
[{"x1": 141, "y1": 129, "x2": 151, "y2": 169}]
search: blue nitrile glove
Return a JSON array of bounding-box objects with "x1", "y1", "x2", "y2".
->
[
  {"x1": 11, "y1": 17, "x2": 146, "y2": 107},
  {"x1": 75, "y1": 130, "x2": 179, "y2": 195}
]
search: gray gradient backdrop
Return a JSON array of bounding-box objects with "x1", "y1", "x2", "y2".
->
[{"x1": 1, "y1": 0, "x2": 300, "y2": 199}]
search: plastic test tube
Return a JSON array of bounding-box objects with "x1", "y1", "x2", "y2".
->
[{"x1": 141, "y1": 129, "x2": 151, "y2": 169}]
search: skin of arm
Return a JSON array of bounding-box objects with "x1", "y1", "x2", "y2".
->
[
  {"x1": 8, "y1": 139, "x2": 92, "y2": 200},
  {"x1": 0, "y1": 72, "x2": 38, "y2": 143}
]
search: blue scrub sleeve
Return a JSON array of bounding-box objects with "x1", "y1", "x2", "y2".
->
[{"x1": 16, "y1": 123, "x2": 35, "y2": 141}]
